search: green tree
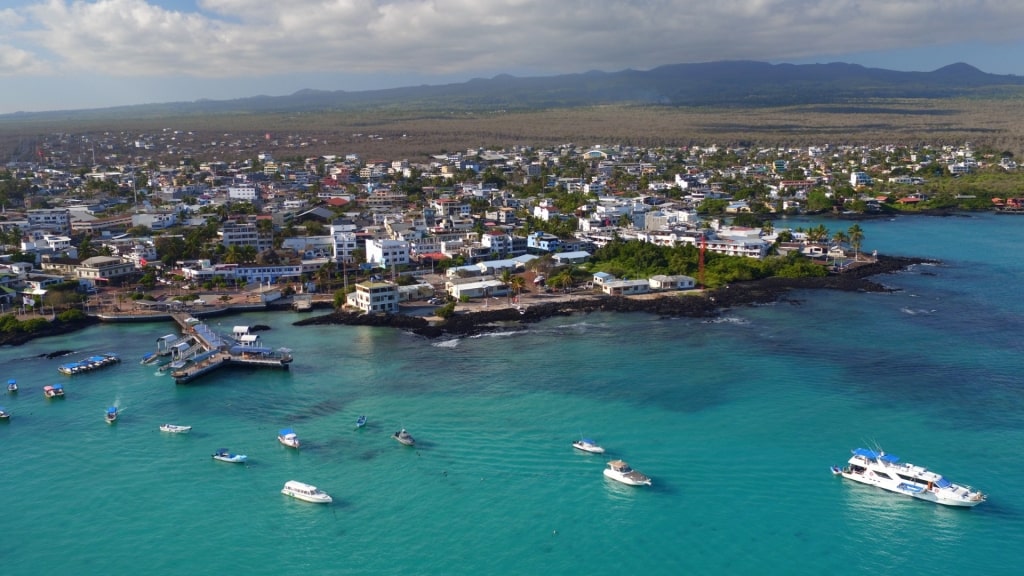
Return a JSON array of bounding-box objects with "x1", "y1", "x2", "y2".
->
[{"x1": 847, "y1": 224, "x2": 865, "y2": 260}]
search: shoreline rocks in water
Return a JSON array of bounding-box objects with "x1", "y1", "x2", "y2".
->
[{"x1": 294, "y1": 255, "x2": 930, "y2": 339}]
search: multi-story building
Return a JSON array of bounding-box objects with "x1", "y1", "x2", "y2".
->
[
  {"x1": 347, "y1": 281, "x2": 399, "y2": 313},
  {"x1": 27, "y1": 208, "x2": 70, "y2": 234},
  {"x1": 365, "y1": 238, "x2": 410, "y2": 268},
  {"x1": 219, "y1": 223, "x2": 273, "y2": 252}
]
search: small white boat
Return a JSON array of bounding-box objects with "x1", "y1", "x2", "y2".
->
[
  {"x1": 212, "y1": 448, "x2": 247, "y2": 463},
  {"x1": 7, "y1": 379, "x2": 16, "y2": 393},
  {"x1": 105, "y1": 406, "x2": 118, "y2": 424},
  {"x1": 0, "y1": 407, "x2": 10, "y2": 421},
  {"x1": 834, "y1": 448, "x2": 985, "y2": 507},
  {"x1": 572, "y1": 438, "x2": 605, "y2": 454},
  {"x1": 603, "y1": 460, "x2": 652, "y2": 486},
  {"x1": 355, "y1": 415, "x2": 367, "y2": 429},
  {"x1": 281, "y1": 480, "x2": 333, "y2": 504},
  {"x1": 278, "y1": 428, "x2": 300, "y2": 449},
  {"x1": 393, "y1": 428, "x2": 415, "y2": 446},
  {"x1": 160, "y1": 424, "x2": 192, "y2": 434}
]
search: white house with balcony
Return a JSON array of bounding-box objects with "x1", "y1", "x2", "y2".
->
[
  {"x1": 347, "y1": 281, "x2": 399, "y2": 313},
  {"x1": 365, "y1": 238, "x2": 410, "y2": 268}
]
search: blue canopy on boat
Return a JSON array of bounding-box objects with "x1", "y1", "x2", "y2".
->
[
  {"x1": 853, "y1": 448, "x2": 899, "y2": 462},
  {"x1": 52, "y1": 383, "x2": 63, "y2": 390},
  {"x1": 581, "y1": 438, "x2": 596, "y2": 444},
  {"x1": 279, "y1": 428, "x2": 295, "y2": 436},
  {"x1": 88, "y1": 356, "x2": 106, "y2": 362},
  {"x1": 936, "y1": 477, "x2": 952, "y2": 488},
  {"x1": 107, "y1": 407, "x2": 117, "y2": 414},
  {"x1": 7, "y1": 379, "x2": 14, "y2": 385}
]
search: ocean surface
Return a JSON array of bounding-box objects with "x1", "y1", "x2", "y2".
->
[{"x1": 3, "y1": 212, "x2": 1024, "y2": 575}]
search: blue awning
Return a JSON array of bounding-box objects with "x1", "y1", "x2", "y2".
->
[
  {"x1": 107, "y1": 407, "x2": 117, "y2": 414},
  {"x1": 279, "y1": 428, "x2": 295, "y2": 436}
]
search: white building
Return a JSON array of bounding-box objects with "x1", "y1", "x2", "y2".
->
[
  {"x1": 365, "y1": 238, "x2": 410, "y2": 268},
  {"x1": 219, "y1": 223, "x2": 273, "y2": 252},
  {"x1": 347, "y1": 281, "x2": 399, "y2": 313},
  {"x1": 27, "y1": 208, "x2": 70, "y2": 234},
  {"x1": 228, "y1": 184, "x2": 258, "y2": 202}
]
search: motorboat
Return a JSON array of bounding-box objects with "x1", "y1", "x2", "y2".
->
[
  {"x1": 278, "y1": 428, "x2": 300, "y2": 449},
  {"x1": 393, "y1": 428, "x2": 415, "y2": 446},
  {"x1": 834, "y1": 448, "x2": 985, "y2": 507},
  {"x1": 572, "y1": 438, "x2": 605, "y2": 454},
  {"x1": 355, "y1": 415, "x2": 367, "y2": 429},
  {"x1": 43, "y1": 384, "x2": 65, "y2": 398},
  {"x1": 58, "y1": 353, "x2": 120, "y2": 375},
  {"x1": 281, "y1": 480, "x2": 333, "y2": 504},
  {"x1": 105, "y1": 406, "x2": 118, "y2": 424},
  {"x1": 603, "y1": 460, "x2": 652, "y2": 486},
  {"x1": 7, "y1": 379, "x2": 16, "y2": 393},
  {"x1": 212, "y1": 448, "x2": 247, "y2": 463},
  {"x1": 159, "y1": 424, "x2": 192, "y2": 433},
  {"x1": 0, "y1": 407, "x2": 9, "y2": 421}
]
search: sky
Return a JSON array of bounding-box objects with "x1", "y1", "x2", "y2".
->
[{"x1": 2, "y1": 0, "x2": 1024, "y2": 115}]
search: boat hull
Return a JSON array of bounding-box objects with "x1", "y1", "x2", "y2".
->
[
  {"x1": 213, "y1": 454, "x2": 247, "y2": 463},
  {"x1": 281, "y1": 485, "x2": 333, "y2": 504},
  {"x1": 572, "y1": 441, "x2": 605, "y2": 454},
  {"x1": 839, "y1": 471, "x2": 984, "y2": 507},
  {"x1": 160, "y1": 424, "x2": 192, "y2": 433}
]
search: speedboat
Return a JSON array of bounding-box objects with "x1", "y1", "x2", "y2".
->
[
  {"x1": 43, "y1": 384, "x2": 65, "y2": 398},
  {"x1": 0, "y1": 407, "x2": 9, "y2": 421},
  {"x1": 834, "y1": 448, "x2": 986, "y2": 507},
  {"x1": 355, "y1": 415, "x2": 367, "y2": 429},
  {"x1": 572, "y1": 438, "x2": 605, "y2": 454},
  {"x1": 603, "y1": 460, "x2": 652, "y2": 486},
  {"x1": 281, "y1": 480, "x2": 333, "y2": 504},
  {"x1": 278, "y1": 428, "x2": 300, "y2": 448},
  {"x1": 105, "y1": 406, "x2": 118, "y2": 424},
  {"x1": 212, "y1": 448, "x2": 247, "y2": 463},
  {"x1": 160, "y1": 424, "x2": 192, "y2": 433},
  {"x1": 393, "y1": 428, "x2": 415, "y2": 446},
  {"x1": 7, "y1": 379, "x2": 16, "y2": 393}
]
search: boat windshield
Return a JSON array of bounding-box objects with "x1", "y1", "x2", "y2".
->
[{"x1": 935, "y1": 477, "x2": 952, "y2": 488}]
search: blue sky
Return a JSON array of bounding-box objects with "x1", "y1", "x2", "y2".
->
[{"x1": 2, "y1": 0, "x2": 1023, "y2": 115}]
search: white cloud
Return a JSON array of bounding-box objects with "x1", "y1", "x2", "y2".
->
[{"x1": 5, "y1": 0, "x2": 1024, "y2": 80}]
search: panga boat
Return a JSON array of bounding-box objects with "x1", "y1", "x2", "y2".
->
[
  {"x1": 105, "y1": 406, "x2": 118, "y2": 424},
  {"x1": 603, "y1": 460, "x2": 652, "y2": 486},
  {"x1": 393, "y1": 428, "x2": 415, "y2": 446},
  {"x1": 281, "y1": 480, "x2": 333, "y2": 504},
  {"x1": 212, "y1": 448, "x2": 247, "y2": 463},
  {"x1": 43, "y1": 384, "x2": 65, "y2": 398},
  {"x1": 355, "y1": 415, "x2": 367, "y2": 429},
  {"x1": 833, "y1": 448, "x2": 985, "y2": 507},
  {"x1": 7, "y1": 379, "x2": 16, "y2": 393},
  {"x1": 0, "y1": 407, "x2": 10, "y2": 421},
  {"x1": 572, "y1": 438, "x2": 605, "y2": 454},
  {"x1": 160, "y1": 424, "x2": 192, "y2": 433},
  {"x1": 278, "y1": 428, "x2": 300, "y2": 448}
]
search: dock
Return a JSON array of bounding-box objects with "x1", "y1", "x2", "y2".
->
[{"x1": 167, "y1": 313, "x2": 293, "y2": 384}]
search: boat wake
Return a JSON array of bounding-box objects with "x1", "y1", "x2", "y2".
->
[
  {"x1": 433, "y1": 338, "x2": 460, "y2": 348},
  {"x1": 469, "y1": 330, "x2": 523, "y2": 339},
  {"x1": 900, "y1": 307, "x2": 937, "y2": 316},
  {"x1": 702, "y1": 316, "x2": 750, "y2": 325}
]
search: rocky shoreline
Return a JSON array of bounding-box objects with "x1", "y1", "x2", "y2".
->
[{"x1": 293, "y1": 255, "x2": 929, "y2": 339}]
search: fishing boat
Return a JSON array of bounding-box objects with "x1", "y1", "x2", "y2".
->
[
  {"x1": 281, "y1": 480, "x2": 333, "y2": 504},
  {"x1": 58, "y1": 353, "x2": 120, "y2": 375},
  {"x1": 833, "y1": 448, "x2": 986, "y2": 507},
  {"x1": 43, "y1": 384, "x2": 65, "y2": 398},
  {"x1": 392, "y1": 428, "x2": 415, "y2": 446},
  {"x1": 277, "y1": 428, "x2": 300, "y2": 448},
  {"x1": 7, "y1": 379, "x2": 16, "y2": 393},
  {"x1": 572, "y1": 438, "x2": 606, "y2": 454},
  {"x1": 159, "y1": 424, "x2": 192, "y2": 433},
  {"x1": 0, "y1": 407, "x2": 10, "y2": 421},
  {"x1": 212, "y1": 448, "x2": 247, "y2": 463},
  {"x1": 355, "y1": 415, "x2": 367, "y2": 429},
  {"x1": 105, "y1": 406, "x2": 118, "y2": 424},
  {"x1": 603, "y1": 460, "x2": 652, "y2": 486}
]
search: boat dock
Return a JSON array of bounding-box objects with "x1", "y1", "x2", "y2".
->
[{"x1": 167, "y1": 314, "x2": 293, "y2": 384}]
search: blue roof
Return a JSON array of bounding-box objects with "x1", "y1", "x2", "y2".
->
[
  {"x1": 581, "y1": 438, "x2": 596, "y2": 444},
  {"x1": 279, "y1": 428, "x2": 295, "y2": 436},
  {"x1": 7, "y1": 379, "x2": 14, "y2": 384},
  {"x1": 853, "y1": 448, "x2": 899, "y2": 462},
  {"x1": 52, "y1": 383, "x2": 63, "y2": 389},
  {"x1": 107, "y1": 407, "x2": 117, "y2": 413}
]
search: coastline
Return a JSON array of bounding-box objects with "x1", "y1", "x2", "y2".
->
[
  {"x1": 294, "y1": 255, "x2": 929, "y2": 339},
  {"x1": 0, "y1": 255, "x2": 928, "y2": 348}
]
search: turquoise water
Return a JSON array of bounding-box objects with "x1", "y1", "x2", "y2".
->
[{"x1": 3, "y1": 213, "x2": 1024, "y2": 575}]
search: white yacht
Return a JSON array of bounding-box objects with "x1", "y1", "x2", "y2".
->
[
  {"x1": 572, "y1": 438, "x2": 606, "y2": 454},
  {"x1": 833, "y1": 448, "x2": 985, "y2": 507},
  {"x1": 281, "y1": 480, "x2": 333, "y2": 504},
  {"x1": 160, "y1": 424, "x2": 192, "y2": 433},
  {"x1": 603, "y1": 460, "x2": 652, "y2": 486},
  {"x1": 278, "y1": 428, "x2": 300, "y2": 449}
]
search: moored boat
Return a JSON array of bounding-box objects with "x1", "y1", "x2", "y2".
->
[
  {"x1": 603, "y1": 459, "x2": 652, "y2": 486},
  {"x1": 355, "y1": 415, "x2": 367, "y2": 429},
  {"x1": 0, "y1": 407, "x2": 10, "y2": 421},
  {"x1": 393, "y1": 428, "x2": 415, "y2": 446},
  {"x1": 105, "y1": 406, "x2": 118, "y2": 424},
  {"x1": 212, "y1": 448, "x2": 247, "y2": 463},
  {"x1": 159, "y1": 424, "x2": 192, "y2": 433},
  {"x1": 58, "y1": 353, "x2": 120, "y2": 375},
  {"x1": 43, "y1": 384, "x2": 65, "y2": 398},
  {"x1": 278, "y1": 428, "x2": 300, "y2": 448},
  {"x1": 572, "y1": 438, "x2": 605, "y2": 454},
  {"x1": 281, "y1": 480, "x2": 333, "y2": 504},
  {"x1": 834, "y1": 448, "x2": 986, "y2": 507},
  {"x1": 7, "y1": 379, "x2": 16, "y2": 393}
]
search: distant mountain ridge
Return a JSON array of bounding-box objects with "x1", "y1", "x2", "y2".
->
[{"x1": 6, "y1": 60, "x2": 1024, "y2": 120}]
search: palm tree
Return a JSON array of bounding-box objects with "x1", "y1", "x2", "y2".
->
[
  {"x1": 847, "y1": 224, "x2": 865, "y2": 260},
  {"x1": 509, "y1": 275, "x2": 526, "y2": 304},
  {"x1": 832, "y1": 230, "x2": 849, "y2": 250},
  {"x1": 499, "y1": 269, "x2": 513, "y2": 304}
]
